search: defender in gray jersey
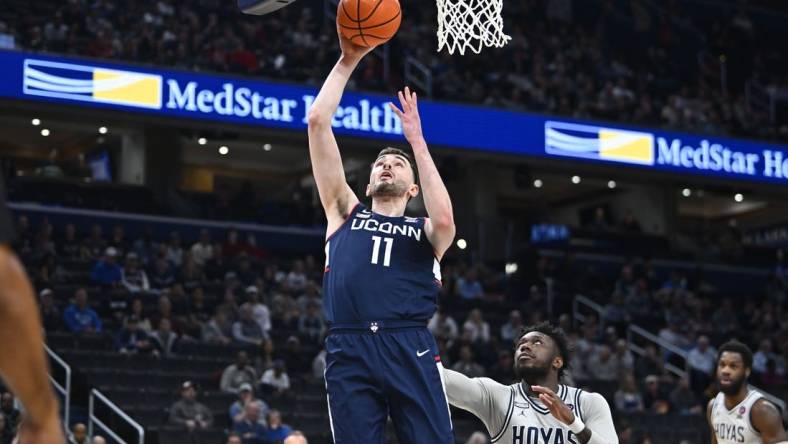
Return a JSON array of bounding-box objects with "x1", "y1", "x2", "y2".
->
[
  {"x1": 707, "y1": 341, "x2": 787, "y2": 444},
  {"x1": 444, "y1": 322, "x2": 617, "y2": 444}
]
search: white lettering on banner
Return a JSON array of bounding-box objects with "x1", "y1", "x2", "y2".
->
[
  {"x1": 166, "y1": 80, "x2": 297, "y2": 122},
  {"x1": 763, "y1": 150, "x2": 788, "y2": 178},
  {"x1": 656, "y1": 138, "x2": 759, "y2": 176},
  {"x1": 301, "y1": 95, "x2": 402, "y2": 135}
]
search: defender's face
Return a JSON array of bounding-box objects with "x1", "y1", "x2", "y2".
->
[
  {"x1": 514, "y1": 331, "x2": 559, "y2": 373},
  {"x1": 717, "y1": 351, "x2": 749, "y2": 394}
]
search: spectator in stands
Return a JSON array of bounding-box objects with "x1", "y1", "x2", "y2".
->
[
  {"x1": 452, "y1": 345, "x2": 485, "y2": 378},
  {"x1": 233, "y1": 303, "x2": 266, "y2": 345},
  {"x1": 121, "y1": 252, "x2": 150, "y2": 294},
  {"x1": 233, "y1": 402, "x2": 266, "y2": 444},
  {"x1": 125, "y1": 297, "x2": 152, "y2": 333},
  {"x1": 753, "y1": 338, "x2": 775, "y2": 375},
  {"x1": 82, "y1": 224, "x2": 106, "y2": 259},
  {"x1": 456, "y1": 268, "x2": 484, "y2": 300},
  {"x1": 642, "y1": 375, "x2": 671, "y2": 414},
  {"x1": 115, "y1": 316, "x2": 153, "y2": 354},
  {"x1": 285, "y1": 260, "x2": 307, "y2": 293},
  {"x1": 226, "y1": 434, "x2": 242, "y2": 444},
  {"x1": 635, "y1": 344, "x2": 665, "y2": 380},
  {"x1": 615, "y1": 373, "x2": 644, "y2": 413},
  {"x1": 281, "y1": 336, "x2": 311, "y2": 375},
  {"x1": 488, "y1": 350, "x2": 515, "y2": 383},
  {"x1": 463, "y1": 309, "x2": 490, "y2": 344},
  {"x1": 614, "y1": 339, "x2": 635, "y2": 372},
  {"x1": 90, "y1": 247, "x2": 122, "y2": 286},
  {"x1": 500, "y1": 310, "x2": 523, "y2": 345},
  {"x1": 619, "y1": 209, "x2": 642, "y2": 233},
  {"x1": 165, "y1": 231, "x2": 184, "y2": 268},
  {"x1": 91, "y1": 437, "x2": 106, "y2": 444},
  {"x1": 262, "y1": 410, "x2": 292, "y2": 444},
  {"x1": 710, "y1": 298, "x2": 739, "y2": 339},
  {"x1": 59, "y1": 223, "x2": 81, "y2": 259},
  {"x1": 687, "y1": 335, "x2": 716, "y2": 394},
  {"x1": 0, "y1": 394, "x2": 18, "y2": 439},
  {"x1": 66, "y1": 422, "x2": 88, "y2": 444},
  {"x1": 602, "y1": 293, "x2": 630, "y2": 334},
  {"x1": 178, "y1": 256, "x2": 205, "y2": 292},
  {"x1": 246, "y1": 286, "x2": 271, "y2": 337},
  {"x1": 63, "y1": 288, "x2": 102, "y2": 333},
  {"x1": 260, "y1": 360, "x2": 290, "y2": 397},
  {"x1": 168, "y1": 381, "x2": 213, "y2": 431},
  {"x1": 297, "y1": 301, "x2": 325, "y2": 344},
  {"x1": 150, "y1": 318, "x2": 178, "y2": 356},
  {"x1": 190, "y1": 229, "x2": 214, "y2": 266},
  {"x1": 221, "y1": 351, "x2": 258, "y2": 394},
  {"x1": 149, "y1": 257, "x2": 176, "y2": 291},
  {"x1": 202, "y1": 310, "x2": 232, "y2": 344},
  {"x1": 586, "y1": 344, "x2": 620, "y2": 382},
  {"x1": 669, "y1": 376, "x2": 702, "y2": 415},
  {"x1": 229, "y1": 383, "x2": 269, "y2": 426},
  {"x1": 428, "y1": 308, "x2": 459, "y2": 343},
  {"x1": 658, "y1": 322, "x2": 692, "y2": 354},
  {"x1": 39, "y1": 288, "x2": 62, "y2": 331},
  {"x1": 283, "y1": 431, "x2": 307, "y2": 444}
]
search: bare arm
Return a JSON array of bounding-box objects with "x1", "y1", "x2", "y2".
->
[
  {"x1": 0, "y1": 246, "x2": 64, "y2": 443},
  {"x1": 751, "y1": 399, "x2": 788, "y2": 444},
  {"x1": 389, "y1": 88, "x2": 456, "y2": 259},
  {"x1": 307, "y1": 27, "x2": 375, "y2": 236},
  {"x1": 707, "y1": 399, "x2": 719, "y2": 444}
]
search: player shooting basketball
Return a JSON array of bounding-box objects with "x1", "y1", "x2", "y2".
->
[
  {"x1": 306, "y1": 21, "x2": 456, "y2": 444},
  {"x1": 444, "y1": 322, "x2": 618, "y2": 443},
  {"x1": 0, "y1": 174, "x2": 65, "y2": 444}
]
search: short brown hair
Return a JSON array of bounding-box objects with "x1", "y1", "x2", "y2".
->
[{"x1": 374, "y1": 147, "x2": 418, "y2": 184}]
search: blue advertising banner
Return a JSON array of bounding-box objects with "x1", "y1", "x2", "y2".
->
[{"x1": 2, "y1": 50, "x2": 788, "y2": 185}]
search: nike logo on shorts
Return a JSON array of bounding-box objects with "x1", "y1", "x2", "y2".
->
[{"x1": 417, "y1": 349, "x2": 430, "y2": 357}]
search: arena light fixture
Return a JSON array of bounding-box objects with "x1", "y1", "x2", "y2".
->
[
  {"x1": 571, "y1": 175, "x2": 581, "y2": 184},
  {"x1": 533, "y1": 179, "x2": 543, "y2": 188},
  {"x1": 681, "y1": 188, "x2": 691, "y2": 197},
  {"x1": 198, "y1": 137, "x2": 207, "y2": 146},
  {"x1": 608, "y1": 180, "x2": 617, "y2": 189},
  {"x1": 734, "y1": 193, "x2": 744, "y2": 202},
  {"x1": 31, "y1": 118, "x2": 41, "y2": 126},
  {"x1": 263, "y1": 143, "x2": 272, "y2": 152},
  {"x1": 219, "y1": 146, "x2": 229, "y2": 155},
  {"x1": 505, "y1": 263, "x2": 518, "y2": 275},
  {"x1": 40, "y1": 128, "x2": 50, "y2": 137},
  {"x1": 456, "y1": 239, "x2": 468, "y2": 250},
  {"x1": 98, "y1": 126, "x2": 108, "y2": 134}
]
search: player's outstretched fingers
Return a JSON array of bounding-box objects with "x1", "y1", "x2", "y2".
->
[{"x1": 388, "y1": 102, "x2": 404, "y2": 118}]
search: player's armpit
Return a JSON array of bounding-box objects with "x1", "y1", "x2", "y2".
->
[
  {"x1": 751, "y1": 399, "x2": 788, "y2": 444},
  {"x1": 707, "y1": 399, "x2": 719, "y2": 444}
]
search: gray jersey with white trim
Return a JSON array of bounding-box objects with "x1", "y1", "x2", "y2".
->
[{"x1": 443, "y1": 368, "x2": 618, "y2": 443}]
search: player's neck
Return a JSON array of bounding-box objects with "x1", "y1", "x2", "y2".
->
[
  {"x1": 371, "y1": 198, "x2": 407, "y2": 217},
  {"x1": 521, "y1": 376, "x2": 559, "y2": 395},
  {"x1": 724, "y1": 385, "x2": 750, "y2": 410}
]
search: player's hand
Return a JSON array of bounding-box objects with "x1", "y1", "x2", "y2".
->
[
  {"x1": 389, "y1": 86, "x2": 425, "y2": 144},
  {"x1": 13, "y1": 415, "x2": 66, "y2": 444},
  {"x1": 337, "y1": 23, "x2": 376, "y2": 62},
  {"x1": 532, "y1": 385, "x2": 575, "y2": 426}
]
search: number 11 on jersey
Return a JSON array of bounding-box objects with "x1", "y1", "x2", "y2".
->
[{"x1": 371, "y1": 236, "x2": 393, "y2": 267}]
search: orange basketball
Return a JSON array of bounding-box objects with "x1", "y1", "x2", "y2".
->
[{"x1": 337, "y1": 0, "x2": 402, "y2": 47}]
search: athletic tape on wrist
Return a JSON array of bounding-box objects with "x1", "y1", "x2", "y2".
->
[{"x1": 568, "y1": 416, "x2": 585, "y2": 434}]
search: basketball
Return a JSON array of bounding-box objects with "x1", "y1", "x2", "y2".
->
[{"x1": 337, "y1": 0, "x2": 402, "y2": 47}]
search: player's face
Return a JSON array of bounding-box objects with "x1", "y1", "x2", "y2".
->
[
  {"x1": 513, "y1": 332, "x2": 562, "y2": 380},
  {"x1": 716, "y1": 351, "x2": 750, "y2": 395},
  {"x1": 366, "y1": 154, "x2": 418, "y2": 199}
]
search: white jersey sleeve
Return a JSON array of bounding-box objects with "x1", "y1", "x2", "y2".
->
[
  {"x1": 579, "y1": 391, "x2": 619, "y2": 444},
  {"x1": 443, "y1": 367, "x2": 514, "y2": 439}
]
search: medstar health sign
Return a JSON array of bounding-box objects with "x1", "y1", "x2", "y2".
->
[{"x1": 3, "y1": 50, "x2": 788, "y2": 185}]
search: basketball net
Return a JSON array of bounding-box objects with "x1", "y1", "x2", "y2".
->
[{"x1": 436, "y1": 0, "x2": 511, "y2": 55}]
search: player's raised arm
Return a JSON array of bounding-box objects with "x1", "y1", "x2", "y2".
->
[
  {"x1": 389, "y1": 87, "x2": 456, "y2": 259},
  {"x1": 306, "y1": 26, "x2": 376, "y2": 234},
  {"x1": 751, "y1": 399, "x2": 788, "y2": 444},
  {"x1": 441, "y1": 367, "x2": 508, "y2": 437}
]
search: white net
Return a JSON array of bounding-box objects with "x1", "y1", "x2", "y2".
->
[{"x1": 436, "y1": 0, "x2": 511, "y2": 55}]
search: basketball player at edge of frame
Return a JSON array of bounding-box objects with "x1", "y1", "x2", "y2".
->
[
  {"x1": 444, "y1": 322, "x2": 618, "y2": 443},
  {"x1": 708, "y1": 341, "x2": 788, "y2": 444},
  {"x1": 0, "y1": 174, "x2": 65, "y2": 444},
  {"x1": 306, "y1": 24, "x2": 456, "y2": 444}
]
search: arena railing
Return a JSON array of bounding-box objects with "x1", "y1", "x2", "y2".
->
[
  {"x1": 45, "y1": 344, "x2": 71, "y2": 428},
  {"x1": 88, "y1": 389, "x2": 144, "y2": 444},
  {"x1": 572, "y1": 295, "x2": 604, "y2": 334}
]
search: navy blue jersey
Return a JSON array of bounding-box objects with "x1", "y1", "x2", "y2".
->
[{"x1": 323, "y1": 203, "x2": 441, "y2": 324}]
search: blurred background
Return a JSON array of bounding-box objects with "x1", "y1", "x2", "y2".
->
[{"x1": 0, "y1": 0, "x2": 786, "y2": 443}]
